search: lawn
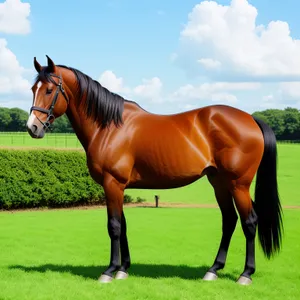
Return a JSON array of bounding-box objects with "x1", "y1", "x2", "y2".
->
[
  {"x1": 0, "y1": 132, "x2": 82, "y2": 149},
  {"x1": 0, "y1": 207, "x2": 299, "y2": 300}
]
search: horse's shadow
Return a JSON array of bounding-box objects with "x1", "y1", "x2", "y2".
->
[{"x1": 9, "y1": 263, "x2": 237, "y2": 281}]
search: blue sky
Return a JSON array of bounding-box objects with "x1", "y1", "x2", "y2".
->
[{"x1": 1, "y1": 0, "x2": 300, "y2": 115}]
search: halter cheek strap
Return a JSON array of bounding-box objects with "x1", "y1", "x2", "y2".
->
[{"x1": 30, "y1": 74, "x2": 69, "y2": 131}]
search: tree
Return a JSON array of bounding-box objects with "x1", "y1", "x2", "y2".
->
[
  {"x1": 252, "y1": 107, "x2": 300, "y2": 140},
  {"x1": 0, "y1": 108, "x2": 13, "y2": 131},
  {"x1": 283, "y1": 107, "x2": 300, "y2": 139},
  {"x1": 51, "y1": 114, "x2": 74, "y2": 133},
  {"x1": 264, "y1": 109, "x2": 285, "y2": 138},
  {"x1": 0, "y1": 107, "x2": 74, "y2": 133},
  {"x1": 252, "y1": 111, "x2": 269, "y2": 124},
  {"x1": 8, "y1": 108, "x2": 29, "y2": 132}
]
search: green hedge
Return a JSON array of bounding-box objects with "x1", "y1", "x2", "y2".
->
[{"x1": 0, "y1": 149, "x2": 143, "y2": 209}]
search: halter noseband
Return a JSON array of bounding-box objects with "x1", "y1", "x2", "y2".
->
[{"x1": 30, "y1": 74, "x2": 69, "y2": 131}]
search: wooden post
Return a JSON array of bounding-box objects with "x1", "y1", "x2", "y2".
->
[{"x1": 155, "y1": 195, "x2": 159, "y2": 207}]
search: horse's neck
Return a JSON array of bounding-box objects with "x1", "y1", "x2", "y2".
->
[
  {"x1": 61, "y1": 67, "x2": 144, "y2": 150},
  {"x1": 61, "y1": 69, "x2": 103, "y2": 151},
  {"x1": 65, "y1": 98, "x2": 143, "y2": 152},
  {"x1": 65, "y1": 102, "x2": 98, "y2": 151}
]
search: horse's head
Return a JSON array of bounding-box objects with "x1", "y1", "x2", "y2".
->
[{"x1": 27, "y1": 55, "x2": 69, "y2": 138}]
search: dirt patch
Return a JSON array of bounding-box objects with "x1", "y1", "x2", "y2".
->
[
  {"x1": 1, "y1": 202, "x2": 299, "y2": 213},
  {"x1": 0, "y1": 146, "x2": 83, "y2": 151},
  {"x1": 282, "y1": 205, "x2": 300, "y2": 209}
]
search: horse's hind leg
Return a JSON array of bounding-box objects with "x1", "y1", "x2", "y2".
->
[
  {"x1": 203, "y1": 173, "x2": 238, "y2": 281},
  {"x1": 230, "y1": 183, "x2": 258, "y2": 285}
]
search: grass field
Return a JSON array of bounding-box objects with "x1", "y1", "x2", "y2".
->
[
  {"x1": 0, "y1": 132, "x2": 82, "y2": 149},
  {"x1": 0, "y1": 137, "x2": 299, "y2": 299},
  {"x1": 0, "y1": 207, "x2": 299, "y2": 300}
]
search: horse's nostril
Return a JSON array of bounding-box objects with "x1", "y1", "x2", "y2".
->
[{"x1": 32, "y1": 125, "x2": 38, "y2": 133}]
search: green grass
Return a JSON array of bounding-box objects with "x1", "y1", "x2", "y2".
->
[
  {"x1": 0, "y1": 207, "x2": 299, "y2": 300},
  {"x1": 127, "y1": 144, "x2": 300, "y2": 206},
  {"x1": 0, "y1": 132, "x2": 82, "y2": 149}
]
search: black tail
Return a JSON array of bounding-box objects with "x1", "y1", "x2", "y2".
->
[{"x1": 253, "y1": 116, "x2": 283, "y2": 259}]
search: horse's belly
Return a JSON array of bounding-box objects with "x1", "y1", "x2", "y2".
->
[
  {"x1": 128, "y1": 153, "x2": 209, "y2": 189},
  {"x1": 127, "y1": 173, "x2": 202, "y2": 189}
]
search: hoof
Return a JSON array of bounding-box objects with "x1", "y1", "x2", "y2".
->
[
  {"x1": 203, "y1": 272, "x2": 218, "y2": 281},
  {"x1": 237, "y1": 276, "x2": 252, "y2": 286},
  {"x1": 98, "y1": 274, "x2": 113, "y2": 283},
  {"x1": 115, "y1": 271, "x2": 129, "y2": 280}
]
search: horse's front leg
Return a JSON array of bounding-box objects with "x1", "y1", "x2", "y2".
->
[
  {"x1": 114, "y1": 211, "x2": 131, "y2": 279},
  {"x1": 98, "y1": 174, "x2": 128, "y2": 283}
]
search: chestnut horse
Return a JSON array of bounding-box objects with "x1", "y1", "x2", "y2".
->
[{"x1": 27, "y1": 56, "x2": 283, "y2": 285}]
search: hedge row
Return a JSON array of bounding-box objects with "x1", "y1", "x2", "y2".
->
[{"x1": 0, "y1": 149, "x2": 144, "y2": 209}]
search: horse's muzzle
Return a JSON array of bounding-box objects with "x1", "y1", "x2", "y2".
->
[{"x1": 27, "y1": 115, "x2": 45, "y2": 139}]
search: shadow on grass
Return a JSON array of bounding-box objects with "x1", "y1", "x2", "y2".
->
[{"x1": 9, "y1": 263, "x2": 237, "y2": 281}]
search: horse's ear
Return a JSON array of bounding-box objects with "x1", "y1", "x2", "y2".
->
[
  {"x1": 46, "y1": 55, "x2": 56, "y2": 73},
  {"x1": 34, "y1": 57, "x2": 42, "y2": 73}
]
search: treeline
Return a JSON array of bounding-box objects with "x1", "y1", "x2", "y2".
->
[
  {"x1": 1, "y1": 107, "x2": 300, "y2": 140},
  {"x1": 0, "y1": 107, "x2": 73, "y2": 133},
  {"x1": 252, "y1": 107, "x2": 300, "y2": 140}
]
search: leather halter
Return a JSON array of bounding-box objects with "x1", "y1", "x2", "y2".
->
[{"x1": 30, "y1": 74, "x2": 69, "y2": 130}]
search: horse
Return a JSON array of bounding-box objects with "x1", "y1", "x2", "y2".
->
[{"x1": 26, "y1": 55, "x2": 283, "y2": 285}]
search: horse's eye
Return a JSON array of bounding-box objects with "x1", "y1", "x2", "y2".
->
[{"x1": 46, "y1": 89, "x2": 53, "y2": 95}]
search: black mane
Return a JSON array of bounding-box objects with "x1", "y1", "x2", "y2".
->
[{"x1": 35, "y1": 65, "x2": 125, "y2": 129}]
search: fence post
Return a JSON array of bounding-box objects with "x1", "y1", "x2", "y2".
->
[{"x1": 155, "y1": 195, "x2": 159, "y2": 208}]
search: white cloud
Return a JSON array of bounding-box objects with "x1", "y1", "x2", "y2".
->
[
  {"x1": 262, "y1": 94, "x2": 274, "y2": 103},
  {"x1": 211, "y1": 93, "x2": 238, "y2": 104},
  {"x1": 179, "y1": 104, "x2": 197, "y2": 110},
  {"x1": 98, "y1": 69, "x2": 265, "y2": 110},
  {"x1": 167, "y1": 0, "x2": 300, "y2": 112},
  {"x1": 198, "y1": 58, "x2": 221, "y2": 69},
  {"x1": 256, "y1": 83, "x2": 300, "y2": 110},
  {"x1": 86, "y1": 68, "x2": 300, "y2": 114},
  {"x1": 98, "y1": 70, "x2": 130, "y2": 94},
  {"x1": 99, "y1": 70, "x2": 163, "y2": 103},
  {"x1": 0, "y1": 39, "x2": 31, "y2": 95},
  {"x1": 279, "y1": 82, "x2": 300, "y2": 99},
  {"x1": 0, "y1": 0, "x2": 30, "y2": 35},
  {"x1": 172, "y1": 81, "x2": 260, "y2": 102},
  {"x1": 176, "y1": 0, "x2": 300, "y2": 81},
  {"x1": 259, "y1": 94, "x2": 276, "y2": 108},
  {"x1": 0, "y1": 98, "x2": 30, "y2": 110},
  {"x1": 0, "y1": 1, "x2": 32, "y2": 110},
  {"x1": 133, "y1": 77, "x2": 163, "y2": 102}
]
